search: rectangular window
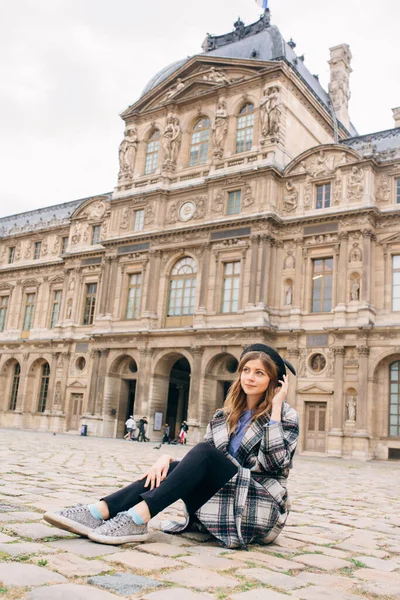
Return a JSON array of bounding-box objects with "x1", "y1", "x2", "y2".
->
[
  {"x1": 50, "y1": 290, "x2": 62, "y2": 328},
  {"x1": 0, "y1": 296, "x2": 9, "y2": 331},
  {"x1": 23, "y1": 293, "x2": 36, "y2": 330},
  {"x1": 222, "y1": 262, "x2": 241, "y2": 313},
  {"x1": 126, "y1": 273, "x2": 142, "y2": 319},
  {"x1": 392, "y1": 255, "x2": 400, "y2": 311},
  {"x1": 34, "y1": 241, "x2": 41, "y2": 260},
  {"x1": 92, "y1": 226, "x2": 101, "y2": 245},
  {"x1": 311, "y1": 258, "x2": 333, "y2": 312},
  {"x1": 134, "y1": 209, "x2": 145, "y2": 232},
  {"x1": 316, "y1": 183, "x2": 331, "y2": 209},
  {"x1": 37, "y1": 363, "x2": 50, "y2": 413},
  {"x1": 61, "y1": 236, "x2": 68, "y2": 254},
  {"x1": 8, "y1": 247, "x2": 15, "y2": 264},
  {"x1": 9, "y1": 363, "x2": 20, "y2": 411},
  {"x1": 83, "y1": 283, "x2": 97, "y2": 325},
  {"x1": 227, "y1": 190, "x2": 241, "y2": 215},
  {"x1": 396, "y1": 179, "x2": 400, "y2": 204}
]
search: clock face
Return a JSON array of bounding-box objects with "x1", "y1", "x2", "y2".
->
[{"x1": 179, "y1": 201, "x2": 196, "y2": 222}]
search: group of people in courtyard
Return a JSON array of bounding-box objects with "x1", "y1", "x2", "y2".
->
[
  {"x1": 124, "y1": 416, "x2": 149, "y2": 442},
  {"x1": 44, "y1": 344, "x2": 299, "y2": 549}
]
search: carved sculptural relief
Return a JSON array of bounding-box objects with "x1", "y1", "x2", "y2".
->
[
  {"x1": 162, "y1": 115, "x2": 182, "y2": 172},
  {"x1": 260, "y1": 84, "x2": 281, "y2": 144},
  {"x1": 118, "y1": 127, "x2": 139, "y2": 180},
  {"x1": 212, "y1": 97, "x2": 228, "y2": 159},
  {"x1": 348, "y1": 166, "x2": 364, "y2": 201},
  {"x1": 283, "y1": 180, "x2": 298, "y2": 212},
  {"x1": 376, "y1": 174, "x2": 391, "y2": 203}
]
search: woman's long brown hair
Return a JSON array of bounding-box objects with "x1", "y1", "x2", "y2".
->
[{"x1": 224, "y1": 351, "x2": 279, "y2": 435}]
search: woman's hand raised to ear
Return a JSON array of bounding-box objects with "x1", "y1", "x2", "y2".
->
[
  {"x1": 139, "y1": 454, "x2": 173, "y2": 490},
  {"x1": 270, "y1": 375, "x2": 289, "y2": 421}
]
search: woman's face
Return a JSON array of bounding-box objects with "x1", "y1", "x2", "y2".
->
[{"x1": 240, "y1": 359, "x2": 271, "y2": 398}]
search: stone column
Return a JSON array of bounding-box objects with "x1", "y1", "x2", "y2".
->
[
  {"x1": 248, "y1": 234, "x2": 259, "y2": 306},
  {"x1": 94, "y1": 349, "x2": 109, "y2": 415},
  {"x1": 356, "y1": 346, "x2": 370, "y2": 433},
  {"x1": 10, "y1": 282, "x2": 22, "y2": 329},
  {"x1": 145, "y1": 250, "x2": 161, "y2": 316},
  {"x1": 59, "y1": 269, "x2": 70, "y2": 323},
  {"x1": 98, "y1": 258, "x2": 111, "y2": 316},
  {"x1": 331, "y1": 347, "x2": 345, "y2": 431},
  {"x1": 187, "y1": 346, "x2": 204, "y2": 442},
  {"x1": 361, "y1": 230, "x2": 373, "y2": 304},
  {"x1": 198, "y1": 244, "x2": 211, "y2": 311},
  {"x1": 40, "y1": 277, "x2": 51, "y2": 328},
  {"x1": 258, "y1": 235, "x2": 271, "y2": 305},
  {"x1": 15, "y1": 353, "x2": 30, "y2": 413},
  {"x1": 47, "y1": 352, "x2": 59, "y2": 412},
  {"x1": 287, "y1": 348, "x2": 299, "y2": 409},
  {"x1": 293, "y1": 243, "x2": 303, "y2": 309},
  {"x1": 337, "y1": 233, "x2": 349, "y2": 304},
  {"x1": 60, "y1": 352, "x2": 70, "y2": 412},
  {"x1": 106, "y1": 258, "x2": 119, "y2": 315},
  {"x1": 135, "y1": 348, "x2": 153, "y2": 417},
  {"x1": 87, "y1": 350, "x2": 101, "y2": 414},
  {"x1": 302, "y1": 247, "x2": 310, "y2": 311}
]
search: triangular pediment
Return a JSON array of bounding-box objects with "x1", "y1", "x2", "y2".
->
[
  {"x1": 122, "y1": 56, "x2": 277, "y2": 117},
  {"x1": 298, "y1": 384, "x2": 333, "y2": 395},
  {"x1": 72, "y1": 196, "x2": 110, "y2": 221},
  {"x1": 68, "y1": 379, "x2": 85, "y2": 388},
  {"x1": 378, "y1": 231, "x2": 400, "y2": 246}
]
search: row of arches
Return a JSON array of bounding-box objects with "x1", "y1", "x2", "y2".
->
[
  {"x1": 1, "y1": 358, "x2": 51, "y2": 414},
  {"x1": 143, "y1": 103, "x2": 255, "y2": 174}
]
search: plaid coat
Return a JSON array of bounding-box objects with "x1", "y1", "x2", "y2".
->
[{"x1": 164, "y1": 402, "x2": 299, "y2": 549}]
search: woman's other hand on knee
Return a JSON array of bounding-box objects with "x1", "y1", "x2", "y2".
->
[{"x1": 139, "y1": 454, "x2": 172, "y2": 489}]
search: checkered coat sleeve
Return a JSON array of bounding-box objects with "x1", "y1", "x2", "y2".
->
[{"x1": 193, "y1": 402, "x2": 299, "y2": 548}]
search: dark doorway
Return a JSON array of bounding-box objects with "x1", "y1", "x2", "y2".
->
[
  {"x1": 126, "y1": 380, "x2": 136, "y2": 421},
  {"x1": 166, "y1": 357, "x2": 190, "y2": 439}
]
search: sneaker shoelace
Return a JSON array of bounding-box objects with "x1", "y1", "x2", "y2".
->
[
  {"x1": 62, "y1": 504, "x2": 86, "y2": 517},
  {"x1": 101, "y1": 512, "x2": 134, "y2": 534}
]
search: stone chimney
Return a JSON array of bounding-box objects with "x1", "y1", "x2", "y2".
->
[
  {"x1": 328, "y1": 44, "x2": 352, "y2": 131},
  {"x1": 392, "y1": 107, "x2": 400, "y2": 128}
]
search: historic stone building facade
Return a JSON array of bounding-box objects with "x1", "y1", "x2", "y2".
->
[{"x1": 1, "y1": 12, "x2": 400, "y2": 460}]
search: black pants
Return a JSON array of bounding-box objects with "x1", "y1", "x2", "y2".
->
[{"x1": 103, "y1": 442, "x2": 238, "y2": 519}]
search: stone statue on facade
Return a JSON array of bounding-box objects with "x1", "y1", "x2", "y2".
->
[
  {"x1": 212, "y1": 191, "x2": 224, "y2": 213},
  {"x1": 194, "y1": 197, "x2": 206, "y2": 219},
  {"x1": 212, "y1": 97, "x2": 228, "y2": 159},
  {"x1": 15, "y1": 243, "x2": 21, "y2": 261},
  {"x1": 118, "y1": 127, "x2": 138, "y2": 180},
  {"x1": 54, "y1": 381, "x2": 61, "y2": 405},
  {"x1": 162, "y1": 116, "x2": 182, "y2": 171},
  {"x1": 284, "y1": 282, "x2": 293, "y2": 306},
  {"x1": 243, "y1": 183, "x2": 254, "y2": 207},
  {"x1": 71, "y1": 222, "x2": 82, "y2": 245},
  {"x1": 376, "y1": 174, "x2": 391, "y2": 203},
  {"x1": 145, "y1": 201, "x2": 155, "y2": 225},
  {"x1": 333, "y1": 177, "x2": 342, "y2": 204},
  {"x1": 165, "y1": 78, "x2": 185, "y2": 100},
  {"x1": 24, "y1": 241, "x2": 32, "y2": 259},
  {"x1": 204, "y1": 67, "x2": 231, "y2": 85},
  {"x1": 348, "y1": 166, "x2": 364, "y2": 201},
  {"x1": 260, "y1": 85, "x2": 281, "y2": 143},
  {"x1": 346, "y1": 396, "x2": 357, "y2": 422},
  {"x1": 120, "y1": 207, "x2": 129, "y2": 230},
  {"x1": 350, "y1": 277, "x2": 360, "y2": 301},
  {"x1": 283, "y1": 181, "x2": 299, "y2": 212},
  {"x1": 166, "y1": 202, "x2": 178, "y2": 224}
]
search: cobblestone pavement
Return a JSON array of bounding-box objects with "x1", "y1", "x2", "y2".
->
[{"x1": 1, "y1": 430, "x2": 400, "y2": 600}]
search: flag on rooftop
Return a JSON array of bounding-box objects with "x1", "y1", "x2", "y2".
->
[{"x1": 256, "y1": 0, "x2": 269, "y2": 9}]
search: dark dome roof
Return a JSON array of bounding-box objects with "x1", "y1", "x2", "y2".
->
[{"x1": 141, "y1": 57, "x2": 190, "y2": 97}]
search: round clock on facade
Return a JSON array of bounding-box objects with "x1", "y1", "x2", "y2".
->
[{"x1": 179, "y1": 201, "x2": 196, "y2": 222}]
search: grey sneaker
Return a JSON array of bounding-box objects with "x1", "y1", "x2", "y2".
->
[
  {"x1": 43, "y1": 504, "x2": 104, "y2": 537},
  {"x1": 88, "y1": 512, "x2": 149, "y2": 545}
]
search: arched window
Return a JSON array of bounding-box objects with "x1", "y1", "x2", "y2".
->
[
  {"x1": 236, "y1": 103, "x2": 254, "y2": 153},
  {"x1": 190, "y1": 118, "x2": 210, "y2": 166},
  {"x1": 390, "y1": 361, "x2": 400, "y2": 437},
  {"x1": 37, "y1": 362, "x2": 50, "y2": 413},
  {"x1": 144, "y1": 130, "x2": 160, "y2": 175},
  {"x1": 167, "y1": 257, "x2": 197, "y2": 322},
  {"x1": 9, "y1": 362, "x2": 20, "y2": 411}
]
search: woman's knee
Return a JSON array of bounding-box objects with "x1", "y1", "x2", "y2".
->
[{"x1": 191, "y1": 442, "x2": 215, "y2": 457}]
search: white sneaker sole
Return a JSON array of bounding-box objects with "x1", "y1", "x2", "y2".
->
[
  {"x1": 43, "y1": 511, "x2": 97, "y2": 537},
  {"x1": 88, "y1": 530, "x2": 149, "y2": 545}
]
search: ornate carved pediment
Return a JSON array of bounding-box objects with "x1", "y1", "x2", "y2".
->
[
  {"x1": 71, "y1": 195, "x2": 110, "y2": 221},
  {"x1": 285, "y1": 145, "x2": 360, "y2": 178},
  {"x1": 378, "y1": 231, "x2": 400, "y2": 246},
  {"x1": 68, "y1": 379, "x2": 86, "y2": 388},
  {"x1": 298, "y1": 384, "x2": 333, "y2": 395}
]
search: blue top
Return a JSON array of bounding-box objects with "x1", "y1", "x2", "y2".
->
[{"x1": 228, "y1": 411, "x2": 279, "y2": 458}]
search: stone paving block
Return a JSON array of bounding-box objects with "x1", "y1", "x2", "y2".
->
[
  {"x1": 41, "y1": 552, "x2": 111, "y2": 576},
  {"x1": 162, "y1": 566, "x2": 238, "y2": 589},
  {"x1": 271, "y1": 535, "x2": 305, "y2": 549},
  {"x1": 353, "y1": 567, "x2": 400, "y2": 584},
  {"x1": 187, "y1": 545, "x2": 234, "y2": 556},
  {"x1": 295, "y1": 571, "x2": 356, "y2": 590},
  {"x1": 302, "y1": 544, "x2": 350, "y2": 558},
  {"x1": 233, "y1": 550, "x2": 305, "y2": 572},
  {"x1": 353, "y1": 554, "x2": 400, "y2": 570},
  {"x1": 355, "y1": 580, "x2": 400, "y2": 599},
  {"x1": 178, "y1": 553, "x2": 244, "y2": 570},
  {"x1": 8, "y1": 510, "x2": 43, "y2": 521},
  {"x1": 335, "y1": 540, "x2": 389, "y2": 558},
  {"x1": 230, "y1": 590, "x2": 291, "y2": 600},
  {"x1": 136, "y1": 542, "x2": 190, "y2": 557},
  {"x1": 88, "y1": 573, "x2": 161, "y2": 595},
  {"x1": 0, "y1": 541, "x2": 58, "y2": 556},
  {"x1": 292, "y1": 586, "x2": 367, "y2": 599},
  {"x1": 0, "y1": 531, "x2": 16, "y2": 542},
  {"x1": 104, "y1": 549, "x2": 179, "y2": 571},
  {"x1": 142, "y1": 588, "x2": 214, "y2": 600},
  {"x1": 292, "y1": 553, "x2": 349, "y2": 570},
  {"x1": 26, "y1": 583, "x2": 124, "y2": 599},
  {"x1": 47, "y1": 537, "x2": 122, "y2": 557},
  {"x1": 0, "y1": 562, "x2": 67, "y2": 586},
  {"x1": 7, "y1": 521, "x2": 75, "y2": 539},
  {"x1": 238, "y1": 568, "x2": 307, "y2": 590}
]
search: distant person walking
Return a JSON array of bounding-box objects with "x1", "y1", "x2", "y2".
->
[
  {"x1": 179, "y1": 420, "x2": 189, "y2": 444},
  {"x1": 137, "y1": 417, "x2": 149, "y2": 442},
  {"x1": 124, "y1": 416, "x2": 136, "y2": 441},
  {"x1": 162, "y1": 424, "x2": 170, "y2": 445}
]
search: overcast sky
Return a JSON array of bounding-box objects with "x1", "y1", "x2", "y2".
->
[{"x1": 0, "y1": 0, "x2": 399, "y2": 219}]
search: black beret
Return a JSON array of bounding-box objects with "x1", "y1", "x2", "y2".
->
[{"x1": 240, "y1": 344, "x2": 296, "y2": 381}]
